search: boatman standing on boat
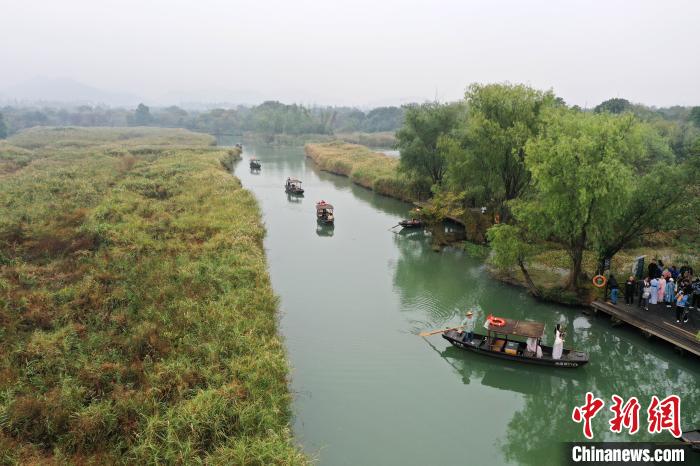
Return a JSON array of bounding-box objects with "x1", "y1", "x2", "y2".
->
[{"x1": 459, "y1": 310, "x2": 475, "y2": 343}]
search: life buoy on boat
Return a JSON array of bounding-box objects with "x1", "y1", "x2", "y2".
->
[
  {"x1": 592, "y1": 275, "x2": 607, "y2": 288},
  {"x1": 487, "y1": 314, "x2": 506, "y2": 327}
]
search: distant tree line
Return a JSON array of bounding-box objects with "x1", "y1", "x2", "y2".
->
[
  {"x1": 0, "y1": 101, "x2": 405, "y2": 138},
  {"x1": 396, "y1": 84, "x2": 700, "y2": 293}
]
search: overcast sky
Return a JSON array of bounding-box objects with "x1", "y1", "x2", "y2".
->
[{"x1": 1, "y1": 0, "x2": 698, "y2": 107}]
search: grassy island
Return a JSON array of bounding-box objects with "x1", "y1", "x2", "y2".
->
[
  {"x1": 305, "y1": 141, "x2": 413, "y2": 202},
  {"x1": 0, "y1": 127, "x2": 306, "y2": 464}
]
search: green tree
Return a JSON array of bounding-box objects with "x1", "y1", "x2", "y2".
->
[
  {"x1": 448, "y1": 83, "x2": 556, "y2": 221},
  {"x1": 0, "y1": 112, "x2": 7, "y2": 139},
  {"x1": 130, "y1": 103, "x2": 154, "y2": 126},
  {"x1": 689, "y1": 106, "x2": 700, "y2": 127},
  {"x1": 517, "y1": 109, "x2": 651, "y2": 291},
  {"x1": 487, "y1": 223, "x2": 541, "y2": 297},
  {"x1": 396, "y1": 102, "x2": 463, "y2": 188},
  {"x1": 362, "y1": 106, "x2": 404, "y2": 132},
  {"x1": 594, "y1": 97, "x2": 632, "y2": 114},
  {"x1": 592, "y1": 164, "x2": 685, "y2": 274}
]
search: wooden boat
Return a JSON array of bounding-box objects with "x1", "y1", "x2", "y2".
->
[
  {"x1": 680, "y1": 429, "x2": 700, "y2": 451},
  {"x1": 250, "y1": 158, "x2": 261, "y2": 170},
  {"x1": 399, "y1": 218, "x2": 423, "y2": 229},
  {"x1": 442, "y1": 317, "x2": 589, "y2": 368},
  {"x1": 285, "y1": 177, "x2": 304, "y2": 195},
  {"x1": 316, "y1": 201, "x2": 334, "y2": 224}
]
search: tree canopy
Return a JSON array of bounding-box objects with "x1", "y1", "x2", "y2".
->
[
  {"x1": 515, "y1": 109, "x2": 662, "y2": 290},
  {"x1": 447, "y1": 83, "x2": 556, "y2": 220},
  {"x1": 129, "y1": 103, "x2": 154, "y2": 126},
  {"x1": 396, "y1": 102, "x2": 464, "y2": 186},
  {"x1": 0, "y1": 112, "x2": 7, "y2": 139},
  {"x1": 594, "y1": 98, "x2": 632, "y2": 114}
]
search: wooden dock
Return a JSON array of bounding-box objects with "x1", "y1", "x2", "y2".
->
[{"x1": 590, "y1": 300, "x2": 700, "y2": 357}]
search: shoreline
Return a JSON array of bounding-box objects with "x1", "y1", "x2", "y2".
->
[
  {"x1": 304, "y1": 141, "x2": 415, "y2": 203},
  {"x1": 302, "y1": 140, "x2": 601, "y2": 307}
]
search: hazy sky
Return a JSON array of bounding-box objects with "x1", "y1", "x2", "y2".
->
[{"x1": 1, "y1": 0, "x2": 698, "y2": 107}]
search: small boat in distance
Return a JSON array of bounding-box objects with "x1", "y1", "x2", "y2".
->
[
  {"x1": 285, "y1": 177, "x2": 304, "y2": 195},
  {"x1": 442, "y1": 316, "x2": 589, "y2": 368},
  {"x1": 316, "y1": 201, "x2": 334, "y2": 224},
  {"x1": 250, "y1": 157, "x2": 261, "y2": 170},
  {"x1": 399, "y1": 218, "x2": 423, "y2": 229}
]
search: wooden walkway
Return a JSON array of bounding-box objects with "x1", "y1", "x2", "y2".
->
[{"x1": 590, "y1": 300, "x2": 700, "y2": 357}]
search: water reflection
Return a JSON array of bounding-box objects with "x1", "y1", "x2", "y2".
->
[
  {"x1": 230, "y1": 140, "x2": 700, "y2": 466},
  {"x1": 316, "y1": 223, "x2": 334, "y2": 237},
  {"x1": 287, "y1": 192, "x2": 303, "y2": 203},
  {"x1": 391, "y1": 218, "x2": 700, "y2": 464}
]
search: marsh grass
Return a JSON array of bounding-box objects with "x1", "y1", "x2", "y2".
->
[
  {"x1": 334, "y1": 132, "x2": 396, "y2": 148},
  {"x1": 0, "y1": 127, "x2": 305, "y2": 464},
  {"x1": 305, "y1": 141, "x2": 414, "y2": 202}
]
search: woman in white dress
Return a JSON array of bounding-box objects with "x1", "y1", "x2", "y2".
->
[{"x1": 552, "y1": 323, "x2": 564, "y2": 360}]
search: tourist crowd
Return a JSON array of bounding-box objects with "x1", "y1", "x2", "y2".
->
[{"x1": 607, "y1": 260, "x2": 698, "y2": 325}]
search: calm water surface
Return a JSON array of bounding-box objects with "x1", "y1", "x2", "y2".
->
[{"x1": 230, "y1": 142, "x2": 700, "y2": 466}]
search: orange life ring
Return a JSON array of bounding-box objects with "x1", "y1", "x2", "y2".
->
[
  {"x1": 487, "y1": 314, "x2": 506, "y2": 327},
  {"x1": 592, "y1": 275, "x2": 607, "y2": 288}
]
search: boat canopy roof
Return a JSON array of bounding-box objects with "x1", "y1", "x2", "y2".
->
[
  {"x1": 487, "y1": 318, "x2": 545, "y2": 338},
  {"x1": 316, "y1": 202, "x2": 334, "y2": 210},
  {"x1": 287, "y1": 178, "x2": 302, "y2": 183}
]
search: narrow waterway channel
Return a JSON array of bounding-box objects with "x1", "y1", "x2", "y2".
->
[{"x1": 230, "y1": 141, "x2": 700, "y2": 466}]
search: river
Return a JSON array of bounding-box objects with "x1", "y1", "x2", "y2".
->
[{"x1": 230, "y1": 141, "x2": 700, "y2": 466}]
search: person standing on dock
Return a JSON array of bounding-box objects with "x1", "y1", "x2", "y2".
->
[
  {"x1": 692, "y1": 278, "x2": 700, "y2": 311},
  {"x1": 649, "y1": 277, "x2": 659, "y2": 305},
  {"x1": 675, "y1": 290, "x2": 689, "y2": 324},
  {"x1": 608, "y1": 274, "x2": 619, "y2": 304},
  {"x1": 459, "y1": 311, "x2": 476, "y2": 343},
  {"x1": 648, "y1": 260, "x2": 661, "y2": 279},
  {"x1": 641, "y1": 278, "x2": 651, "y2": 311},
  {"x1": 665, "y1": 278, "x2": 676, "y2": 307},
  {"x1": 624, "y1": 276, "x2": 636, "y2": 305},
  {"x1": 658, "y1": 275, "x2": 666, "y2": 303}
]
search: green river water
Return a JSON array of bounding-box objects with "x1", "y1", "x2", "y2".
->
[{"x1": 231, "y1": 141, "x2": 700, "y2": 466}]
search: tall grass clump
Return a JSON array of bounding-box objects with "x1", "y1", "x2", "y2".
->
[
  {"x1": 0, "y1": 127, "x2": 306, "y2": 464},
  {"x1": 305, "y1": 141, "x2": 413, "y2": 202}
]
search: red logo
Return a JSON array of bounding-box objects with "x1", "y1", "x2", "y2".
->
[
  {"x1": 572, "y1": 392, "x2": 605, "y2": 439},
  {"x1": 647, "y1": 395, "x2": 681, "y2": 438},
  {"x1": 609, "y1": 395, "x2": 640, "y2": 435},
  {"x1": 572, "y1": 393, "x2": 682, "y2": 439}
]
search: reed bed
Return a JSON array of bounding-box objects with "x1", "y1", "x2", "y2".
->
[
  {"x1": 305, "y1": 141, "x2": 413, "y2": 202},
  {"x1": 0, "y1": 127, "x2": 305, "y2": 464}
]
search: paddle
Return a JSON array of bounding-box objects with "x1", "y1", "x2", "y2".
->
[
  {"x1": 419, "y1": 326, "x2": 464, "y2": 337},
  {"x1": 388, "y1": 223, "x2": 401, "y2": 231}
]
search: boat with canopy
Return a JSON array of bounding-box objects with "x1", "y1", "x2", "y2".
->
[
  {"x1": 285, "y1": 177, "x2": 304, "y2": 195},
  {"x1": 441, "y1": 316, "x2": 589, "y2": 368},
  {"x1": 316, "y1": 201, "x2": 334, "y2": 224}
]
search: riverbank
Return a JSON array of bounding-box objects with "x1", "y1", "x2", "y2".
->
[
  {"x1": 235, "y1": 131, "x2": 394, "y2": 148},
  {"x1": 303, "y1": 140, "x2": 698, "y2": 307},
  {"x1": 0, "y1": 128, "x2": 305, "y2": 464},
  {"x1": 232, "y1": 141, "x2": 700, "y2": 465},
  {"x1": 305, "y1": 141, "x2": 414, "y2": 202}
]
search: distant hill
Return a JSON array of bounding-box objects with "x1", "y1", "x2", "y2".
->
[{"x1": 0, "y1": 77, "x2": 140, "y2": 106}]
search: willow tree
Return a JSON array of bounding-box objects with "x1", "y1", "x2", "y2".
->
[
  {"x1": 447, "y1": 83, "x2": 557, "y2": 222},
  {"x1": 517, "y1": 109, "x2": 652, "y2": 291},
  {"x1": 396, "y1": 102, "x2": 464, "y2": 189},
  {"x1": 487, "y1": 223, "x2": 541, "y2": 297}
]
